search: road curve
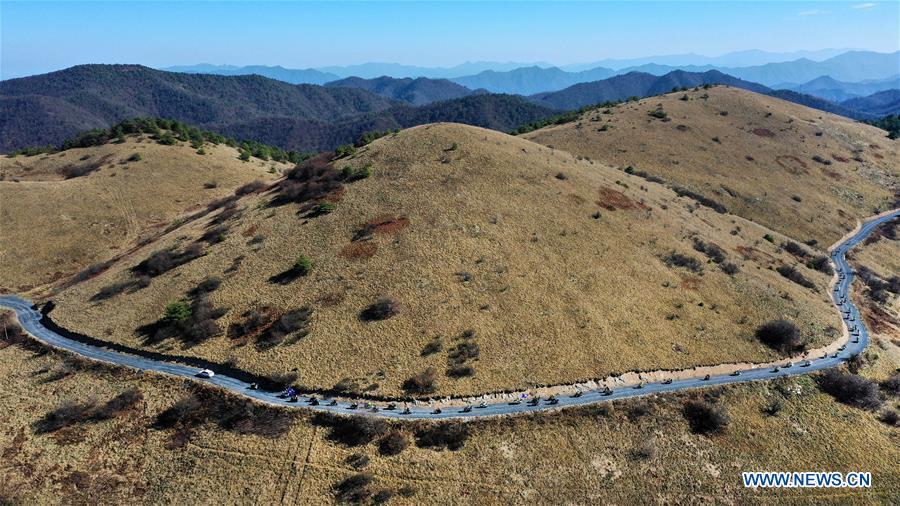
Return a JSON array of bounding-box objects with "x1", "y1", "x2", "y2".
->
[{"x1": 2, "y1": 210, "x2": 897, "y2": 420}]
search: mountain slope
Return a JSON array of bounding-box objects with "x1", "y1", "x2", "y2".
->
[
  {"x1": 841, "y1": 89, "x2": 900, "y2": 117},
  {"x1": 217, "y1": 94, "x2": 558, "y2": 151},
  {"x1": 0, "y1": 134, "x2": 286, "y2": 291},
  {"x1": 525, "y1": 86, "x2": 899, "y2": 247},
  {"x1": 766, "y1": 89, "x2": 873, "y2": 120},
  {"x1": 325, "y1": 76, "x2": 474, "y2": 105},
  {"x1": 47, "y1": 123, "x2": 837, "y2": 397},
  {"x1": 0, "y1": 64, "x2": 398, "y2": 152}
]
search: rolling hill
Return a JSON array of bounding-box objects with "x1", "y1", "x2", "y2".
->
[
  {"x1": 524, "y1": 86, "x2": 899, "y2": 247},
  {"x1": 782, "y1": 75, "x2": 900, "y2": 103},
  {"x1": 0, "y1": 133, "x2": 287, "y2": 292},
  {"x1": 325, "y1": 76, "x2": 475, "y2": 105},
  {"x1": 40, "y1": 123, "x2": 839, "y2": 399},
  {"x1": 450, "y1": 65, "x2": 615, "y2": 95}
]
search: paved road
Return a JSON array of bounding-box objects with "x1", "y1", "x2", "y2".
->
[{"x1": 2, "y1": 210, "x2": 897, "y2": 420}]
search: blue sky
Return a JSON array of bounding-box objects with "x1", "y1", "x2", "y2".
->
[{"x1": 2, "y1": 1, "x2": 898, "y2": 78}]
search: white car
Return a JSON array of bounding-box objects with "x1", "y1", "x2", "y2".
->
[{"x1": 197, "y1": 369, "x2": 215, "y2": 378}]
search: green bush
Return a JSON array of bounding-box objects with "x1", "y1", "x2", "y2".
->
[
  {"x1": 293, "y1": 255, "x2": 312, "y2": 276},
  {"x1": 315, "y1": 202, "x2": 336, "y2": 215},
  {"x1": 335, "y1": 144, "x2": 356, "y2": 158},
  {"x1": 238, "y1": 151, "x2": 251, "y2": 161},
  {"x1": 162, "y1": 300, "x2": 192, "y2": 323},
  {"x1": 128, "y1": 152, "x2": 142, "y2": 162}
]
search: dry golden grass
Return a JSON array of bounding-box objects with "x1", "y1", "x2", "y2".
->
[
  {"x1": 1, "y1": 321, "x2": 897, "y2": 505},
  {"x1": 524, "y1": 86, "x2": 899, "y2": 247},
  {"x1": 50, "y1": 123, "x2": 839, "y2": 397},
  {"x1": 0, "y1": 136, "x2": 285, "y2": 292}
]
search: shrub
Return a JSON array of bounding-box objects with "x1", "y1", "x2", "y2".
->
[
  {"x1": 881, "y1": 372, "x2": 900, "y2": 396},
  {"x1": 420, "y1": 338, "x2": 442, "y2": 356},
  {"x1": 313, "y1": 202, "x2": 336, "y2": 215},
  {"x1": 648, "y1": 108, "x2": 668, "y2": 119},
  {"x1": 721, "y1": 262, "x2": 740, "y2": 275},
  {"x1": 238, "y1": 151, "x2": 251, "y2": 161},
  {"x1": 378, "y1": 430, "x2": 409, "y2": 456},
  {"x1": 692, "y1": 239, "x2": 726, "y2": 263},
  {"x1": 754, "y1": 320, "x2": 805, "y2": 353},
  {"x1": 335, "y1": 144, "x2": 357, "y2": 158},
  {"x1": 626, "y1": 399, "x2": 653, "y2": 421},
  {"x1": 671, "y1": 186, "x2": 727, "y2": 213},
  {"x1": 446, "y1": 365, "x2": 475, "y2": 378},
  {"x1": 682, "y1": 399, "x2": 730, "y2": 434},
  {"x1": 316, "y1": 414, "x2": 388, "y2": 446},
  {"x1": 293, "y1": 255, "x2": 312, "y2": 276},
  {"x1": 447, "y1": 341, "x2": 480, "y2": 365},
  {"x1": 162, "y1": 300, "x2": 192, "y2": 323},
  {"x1": 131, "y1": 244, "x2": 204, "y2": 278},
  {"x1": 360, "y1": 297, "x2": 400, "y2": 321},
  {"x1": 763, "y1": 234, "x2": 774, "y2": 243},
  {"x1": 782, "y1": 241, "x2": 807, "y2": 258},
  {"x1": 816, "y1": 369, "x2": 882, "y2": 410},
  {"x1": 807, "y1": 255, "x2": 834, "y2": 275},
  {"x1": 415, "y1": 423, "x2": 469, "y2": 451},
  {"x1": 776, "y1": 265, "x2": 815, "y2": 289},
  {"x1": 762, "y1": 398, "x2": 783, "y2": 416},
  {"x1": 33, "y1": 401, "x2": 98, "y2": 434},
  {"x1": 128, "y1": 152, "x2": 142, "y2": 162},
  {"x1": 663, "y1": 252, "x2": 703, "y2": 272},
  {"x1": 403, "y1": 367, "x2": 437, "y2": 394},
  {"x1": 879, "y1": 409, "x2": 899, "y2": 426},
  {"x1": 235, "y1": 180, "x2": 266, "y2": 196},
  {"x1": 332, "y1": 473, "x2": 373, "y2": 504}
]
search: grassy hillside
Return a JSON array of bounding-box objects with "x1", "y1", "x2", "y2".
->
[
  {"x1": 524, "y1": 86, "x2": 899, "y2": 246},
  {"x1": 47, "y1": 123, "x2": 838, "y2": 397},
  {"x1": 0, "y1": 135, "x2": 287, "y2": 292},
  {"x1": 2, "y1": 313, "x2": 897, "y2": 504}
]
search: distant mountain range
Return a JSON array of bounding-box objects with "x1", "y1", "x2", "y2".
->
[
  {"x1": 162, "y1": 64, "x2": 340, "y2": 85},
  {"x1": 162, "y1": 50, "x2": 900, "y2": 95},
  {"x1": 0, "y1": 65, "x2": 555, "y2": 152},
  {"x1": 779, "y1": 75, "x2": 900, "y2": 102},
  {"x1": 2, "y1": 64, "x2": 897, "y2": 153}
]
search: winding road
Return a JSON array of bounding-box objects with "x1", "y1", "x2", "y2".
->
[{"x1": 2, "y1": 210, "x2": 897, "y2": 420}]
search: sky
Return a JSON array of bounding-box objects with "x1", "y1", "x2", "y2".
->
[{"x1": 2, "y1": 1, "x2": 899, "y2": 79}]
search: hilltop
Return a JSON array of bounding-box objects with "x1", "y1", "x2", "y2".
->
[
  {"x1": 525, "y1": 86, "x2": 899, "y2": 247},
  {"x1": 0, "y1": 132, "x2": 287, "y2": 292},
  {"x1": 42, "y1": 123, "x2": 838, "y2": 398}
]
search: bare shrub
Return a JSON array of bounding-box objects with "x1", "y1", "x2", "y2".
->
[
  {"x1": 332, "y1": 473, "x2": 374, "y2": 504},
  {"x1": 816, "y1": 369, "x2": 882, "y2": 410},
  {"x1": 360, "y1": 297, "x2": 400, "y2": 321},
  {"x1": 721, "y1": 262, "x2": 740, "y2": 275},
  {"x1": 446, "y1": 365, "x2": 475, "y2": 378},
  {"x1": 378, "y1": 430, "x2": 409, "y2": 456},
  {"x1": 692, "y1": 238, "x2": 726, "y2": 263},
  {"x1": 403, "y1": 367, "x2": 437, "y2": 394},
  {"x1": 420, "y1": 338, "x2": 442, "y2": 356},
  {"x1": 664, "y1": 252, "x2": 702, "y2": 272},
  {"x1": 683, "y1": 399, "x2": 730, "y2": 434},
  {"x1": 234, "y1": 180, "x2": 266, "y2": 196},
  {"x1": 776, "y1": 265, "x2": 815, "y2": 289},
  {"x1": 754, "y1": 320, "x2": 805, "y2": 353},
  {"x1": 33, "y1": 400, "x2": 97, "y2": 434},
  {"x1": 415, "y1": 423, "x2": 469, "y2": 451},
  {"x1": 314, "y1": 414, "x2": 388, "y2": 447}
]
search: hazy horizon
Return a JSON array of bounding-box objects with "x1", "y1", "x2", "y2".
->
[{"x1": 2, "y1": 1, "x2": 899, "y2": 79}]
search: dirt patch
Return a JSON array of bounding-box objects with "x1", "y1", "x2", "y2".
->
[
  {"x1": 354, "y1": 215, "x2": 410, "y2": 240},
  {"x1": 752, "y1": 128, "x2": 775, "y2": 138},
  {"x1": 597, "y1": 187, "x2": 639, "y2": 211},
  {"x1": 775, "y1": 155, "x2": 809, "y2": 175},
  {"x1": 678, "y1": 275, "x2": 702, "y2": 291},
  {"x1": 821, "y1": 167, "x2": 843, "y2": 180},
  {"x1": 340, "y1": 242, "x2": 378, "y2": 260}
]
